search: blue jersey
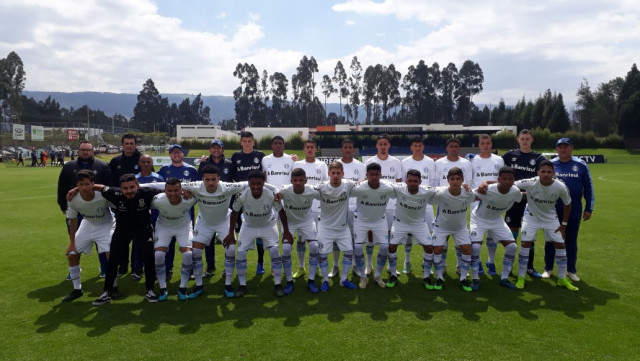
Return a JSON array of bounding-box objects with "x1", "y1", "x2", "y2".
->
[
  {"x1": 158, "y1": 164, "x2": 201, "y2": 182},
  {"x1": 551, "y1": 156, "x2": 595, "y2": 214},
  {"x1": 136, "y1": 172, "x2": 165, "y2": 221},
  {"x1": 231, "y1": 150, "x2": 264, "y2": 182}
]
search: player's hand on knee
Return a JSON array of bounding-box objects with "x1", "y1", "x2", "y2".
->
[
  {"x1": 223, "y1": 235, "x2": 236, "y2": 247},
  {"x1": 65, "y1": 244, "x2": 78, "y2": 256},
  {"x1": 282, "y1": 230, "x2": 294, "y2": 244}
]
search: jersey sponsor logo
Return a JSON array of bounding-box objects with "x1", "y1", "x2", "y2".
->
[
  {"x1": 485, "y1": 204, "x2": 509, "y2": 212},
  {"x1": 441, "y1": 208, "x2": 466, "y2": 215},
  {"x1": 267, "y1": 170, "x2": 290, "y2": 176},
  {"x1": 399, "y1": 201, "x2": 423, "y2": 210},
  {"x1": 236, "y1": 165, "x2": 260, "y2": 172},
  {"x1": 198, "y1": 198, "x2": 228, "y2": 206},
  {"x1": 511, "y1": 164, "x2": 536, "y2": 173},
  {"x1": 476, "y1": 171, "x2": 498, "y2": 177},
  {"x1": 359, "y1": 200, "x2": 387, "y2": 207},
  {"x1": 556, "y1": 172, "x2": 579, "y2": 178}
]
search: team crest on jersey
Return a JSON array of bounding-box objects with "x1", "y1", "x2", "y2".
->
[
  {"x1": 254, "y1": 157, "x2": 259, "y2": 164},
  {"x1": 390, "y1": 166, "x2": 396, "y2": 172},
  {"x1": 138, "y1": 199, "x2": 145, "y2": 208},
  {"x1": 224, "y1": 168, "x2": 229, "y2": 174},
  {"x1": 93, "y1": 170, "x2": 98, "y2": 175},
  {"x1": 572, "y1": 165, "x2": 578, "y2": 172},
  {"x1": 96, "y1": 207, "x2": 105, "y2": 216},
  {"x1": 263, "y1": 204, "x2": 270, "y2": 211},
  {"x1": 183, "y1": 170, "x2": 189, "y2": 176},
  {"x1": 284, "y1": 163, "x2": 290, "y2": 169},
  {"x1": 529, "y1": 159, "x2": 536, "y2": 166},
  {"x1": 236, "y1": 160, "x2": 241, "y2": 165},
  {"x1": 354, "y1": 169, "x2": 359, "y2": 175},
  {"x1": 304, "y1": 199, "x2": 311, "y2": 205},
  {"x1": 316, "y1": 169, "x2": 321, "y2": 174},
  {"x1": 511, "y1": 157, "x2": 517, "y2": 162},
  {"x1": 424, "y1": 167, "x2": 430, "y2": 173},
  {"x1": 551, "y1": 192, "x2": 557, "y2": 199},
  {"x1": 380, "y1": 195, "x2": 387, "y2": 201},
  {"x1": 116, "y1": 165, "x2": 122, "y2": 170},
  {"x1": 134, "y1": 165, "x2": 139, "y2": 170}
]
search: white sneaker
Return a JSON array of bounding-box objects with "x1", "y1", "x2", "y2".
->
[
  {"x1": 567, "y1": 272, "x2": 581, "y2": 282},
  {"x1": 373, "y1": 276, "x2": 385, "y2": 288},
  {"x1": 359, "y1": 277, "x2": 368, "y2": 289},
  {"x1": 365, "y1": 265, "x2": 373, "y2": 276},
  {"x1": 328, "y1": 267, "x2": 340, "y2": 278},
  {"x1": 541, "y1": 270, "x2": 552, "y2": 279}
]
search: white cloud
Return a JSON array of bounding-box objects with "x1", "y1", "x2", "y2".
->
[{"x1": 345, "y1": 19, "x2": 356, "y2": 26}]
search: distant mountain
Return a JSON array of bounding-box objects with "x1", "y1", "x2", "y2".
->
[{"x1": 23, "y1": 91, "x2": 355, "y2": 124}]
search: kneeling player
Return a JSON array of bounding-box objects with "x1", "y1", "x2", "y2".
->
[
  {"x1": 471, "y1": 166, "x2": 523, "y2": 290},
  {"x1": 430, "y1": 167, "x2": 475, "y2": 291},
  {"x1": 151, "y1": 178, "x2": 197, "y2": 301},
  {"x1": 514, "y1": 160, "x2": 576, "y2": 291},
  {"x1": 63, "y1": 170, "x2": 115, "y2": 302},
  {"x1": 224, "y1": 170, "x2": 294, "y2": 297},
  {"x1": 388, "y1": 169, "x2": 436, "y2": 288}
]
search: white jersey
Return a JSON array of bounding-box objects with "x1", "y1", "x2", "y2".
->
[
  {"x1": 338, "y1": 158, "x2": 366, "y2": 211},
  {"x1": 432, "y1": 186, "x2": 475, "y2": 231},
  {"x1": 151, "y1": 194, "x2": 197, "y2": 228},
  {"x1": 402, "y1": 155, "x2": 436, "y2": 186},
  {"x1": 365, "y1": 155, "x2": 402, "y2": 209},
  {"x1": 434, "y1": 157, "x2": 473, "y2": 186},
  {"x1": 262, "y1": 153, "x2": 295, "y2": 187},
  {"x1": 66, "y1": 192, "x2": 114, "y2": 226},
  {"x1": 232, "y1": 189, "x2": 283, "y2": 228},
  {"x1": 391, "y1": 183, "x2": 437, "y2": 225},
  {"x1": 279, "y1": 184, "x2": 321, "y2": 225},
  {"x1": 472, "y1": 184, "x2": 522, "y2": 222},
  {"x1": 351, "y1": 181, "x2": 396, "y2": 222},
  {"x1": 182, "y1": 181, "x2": 248, "y2": 222},
  {"x1": 515, "y1": 177, "x2": 571, "y2": 223},
  {"x1": 315, "y1": 180, "x2": 355, "y2": 230},
  {"x1": 471, "y1": 154, "x2": 504, "y2": 187},
  {"x1": 293, "y1": 159, "x2": 329, "y2": 212}
]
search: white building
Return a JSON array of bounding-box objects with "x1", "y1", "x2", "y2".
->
[{"x1": 176, "y1": 125, "x2": 239, "y2": 142}]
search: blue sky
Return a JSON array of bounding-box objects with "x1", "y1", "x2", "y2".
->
[{"x1": 1, "y1": 0, "x2": 639, "y2": 107}]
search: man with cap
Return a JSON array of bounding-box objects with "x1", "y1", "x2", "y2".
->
[
  {"x1": 544, "y1": 138, "x2": 594, "y2": 282},
  {"x1": 198, "y1": 139, "x2": 234, "y2": 276},
  {"x1": 158, "y1": 144, "x2": 201, "y2": 279}
]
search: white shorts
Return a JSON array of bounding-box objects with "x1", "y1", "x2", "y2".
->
[
  {"x1": 154, "y1": 223, "x2": 193, "y2": 249},
  {"x1": 347, "y1": 211, "x2": 355, "y2": 238},
  {"x1": 75, "y1": 220, "x2": 114, "y2": 254},
  {"x1": 385, "y1": 209, "x2": 394, "y2": 230},
  {"x1": 521, "y1": 219, "x2": 564, "y2": 243},
  {"x1": 425, "y1": 205, "x2": 435, "y2": 233},
  {"x1": 390, "y1": 220, "x2": 432, "y2": 246},
  {"x1": 290, "y1": 221, "x2": 317, "y2": 242},
  {"x1": 433, "y1": 228, "x2": 471, "y2": 247},
  {"x1": 237, "y1": 223, "x2": 279, "y2": 252},
  {"x1": 470, "y1": 217, "x2": 514, "y2": 244},
  {"x1": 353, "y1": 218, "x2": 388, "y2": 245},
  {"x1": 192, "y1": 218, "x2": 229, "y2": 246},
  {"x1": 317, "y1": 226, "x2": 352, "y2": 254}
]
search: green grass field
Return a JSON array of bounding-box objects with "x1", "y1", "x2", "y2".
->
[{"x1": 0, "y1": 151, "x2": 638, "y2": 360}]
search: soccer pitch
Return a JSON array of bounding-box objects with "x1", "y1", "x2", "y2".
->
[{"x1": 0, "y1": 151, "x2": 637, "y2": 360}]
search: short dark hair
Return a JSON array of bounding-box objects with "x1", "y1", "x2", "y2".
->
[
  {"x1": 518, "y1": 129, "x2": 533, "y2": 137},
  {"x1": 366, "y1": 162, "x2": 381, "y2": 173},
  {"x1": 406, "y1": 169, "x2": 421, "y2": 179},
  {"x1": 119, "y1": 173, "x2": 137, "y2": 184},
  {"x1": 303, "y1": 140, "x2": 317, "y2": 148},
  {"x1": 498, "y1": 166, "x2": 515, "y2": 177},
  {"x1": 291, "y1": 168, "x2": 306, "y2": 178},
  {"x1": 341, "y1": 139, "x2": 355, "y2": 147},
  {"x1": 328, "y1": 161, "x2": 343, "y2": 171},
  {"x1": 478, "y1": 134, "x2": 492, "y2": 141},
  {"x1": 376, "y1": 133, "x2": 391, "y2": 143},
  {"x1": 248, "y1": 169, "x2": 266, "y2": 181},
  {"x1": 537, "y1": 159, "x2": 554, "y2": 171},
  {"x1": 447, "y1": 167, "x2": 463, "y2": 180},
  {"x1": 411, "y1": 136, "x2": 424, "y2": 144},
  {"x1": 166, "y1": 177, "x2": 181, "y2": 186},
  {"x1": 446, "y1": 137, "x2": 461, "y2": 146},
  {"x1": 271, "y1": 135, "x2": 285, "y2": 144},
  {"x1": 76, "y1": 169, "x2": 94, "y2": 183},
  {"x1": 240, "y1": 131, "x2": 254, "y2": 139},
  {"x1": 200, "y1": 165, "x2": 220, "y2": 176},
  {"x1": 121, "y1": 134, "x2": 136, "y2": 144}
]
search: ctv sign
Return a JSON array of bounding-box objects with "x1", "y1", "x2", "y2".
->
[{"x1": 543, "y1": 153, "x2": 605, "y2": 164}]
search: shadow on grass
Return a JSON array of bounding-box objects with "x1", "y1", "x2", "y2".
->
[{"x1": 29, "y1": 266, "x2": 620, "y2": 336}]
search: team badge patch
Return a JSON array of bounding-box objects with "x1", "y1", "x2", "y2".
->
[
  {"x1": 138, "y1": 199, "x2": 145, "y2": 208},
  {"x1": 254, "y1": 157, "x2": 259, "y2": 164},
  {"x1": 529, "y1": 159, "x2": 536, "y2": 166},
  {"x1": 354, "y1": 169, "x2": 359, "y2": 175},
  {"x1": 316, "y1": 169, "x2": 321, "y2": 174},
  {"x1": 183, "y1": 170, "x2": 189, "y2": 176},
  {"x1": 263, "y1": 204, "x2": 270, "y2": 211},
  {"x1": 390, "y1": 166, "x2": 395, "y2": 172},
  {"x1": 572, "y1": 165, "x2": 578, "y2": 172}
]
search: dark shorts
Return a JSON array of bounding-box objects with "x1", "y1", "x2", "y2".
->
[{"x1": 505, "y1": 200, "x2": 527, "y2": 229}]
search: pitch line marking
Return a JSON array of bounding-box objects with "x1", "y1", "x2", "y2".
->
[
  {"x1": 4, "y1": 195, "x2": 56, "y2": 202},
  {"x1": 598, "y1": 175, "x2": 640, "y2": 185}
]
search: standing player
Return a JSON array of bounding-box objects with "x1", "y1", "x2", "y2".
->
[
  {"x1": 151, "y1": 178, "x2": 197, "y2": 301},
  {"x1": 471, "y1": 166, "x2": 522, "y2": 290},
  {"x1": 430, "y1": 168, "x2": 476, "y2": 291},
  {"x1": 58, "y1": 141, "x2": 112, "y2": 279},
  {"x1": 387, "y1": 170, "x2": 436, "y2": 289},
  {"x1": 132, "y1": 154, "x2": 164, "y2": 280},
  {"x1": 364, "y1": 134, "x2": 402, "y2": 276},
  {"x1": 62, "y1": 170, "x2": 115, "y2": 302},
  {"x1": 292, "y1": 140, "x2": 329, "y2": 279},
  {"x1": 513, "y1": 160, "x2": 577, "y2": 291},
  {"x1": 400, "y1": 136, "x2": 436, "y2": 275},
  {"x1": 198, "y1": 139, "x2": 233, "y2": 277},
  {"x1": 331, "y1": 139, "x2": 366, "y2": 278},
  {"x1": 231, "y1": 132, "x2": 267, "y2": 275},
  {"x1": 278, "y1": 168, "x2": 322, "y2": 295},
  {"x1": 502, "y1": 129, "x2": 546, "y2": 279},
  {"x1": 158, "y1": 144, "x2": 200, "y2": 280},
  {"x1": 91, "y1": 174, "x2": 163, "y2": 305},
  {"x1": 224, "y1": 171, "x2": 294, "y2": 297},
  {"x1": 434, "y1": 137, "x2": 473, "y2": 274},
  {"x1": 351, "y1": 163, "x2": 396, "y2": 288},
  {"x1": 262, "y1": 136, "x2": 296, "y2": 187},
  {"x1": 544, "y1": 138, "x2": 595, "y2": 282},
  {"x1": 110, "y1": 134, "x2": 143, "y2": 277},
  {"x1": 311, "y1": 162, "x2": 358, "y2": 291},
  {"x1": 471, "y1": 134, "x2": 504, "y2": 276}
]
